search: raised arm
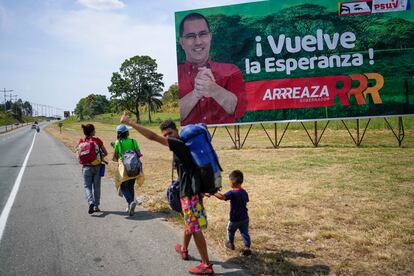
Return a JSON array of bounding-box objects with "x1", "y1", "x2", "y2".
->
[{"x1": 120, "y1": 113, "x2": 168, "y2": 147}]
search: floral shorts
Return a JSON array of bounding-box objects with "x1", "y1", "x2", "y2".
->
[{"x1": 180, "y1": 194, "x2": 208, "y2": 234}]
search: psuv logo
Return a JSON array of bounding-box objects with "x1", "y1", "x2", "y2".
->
[
  {"x1": 372, "y1": 0, "x2": 410, "y2": 13},
  {"x1": 339, "y1": 0, "x2": 373, "y2": 16}
]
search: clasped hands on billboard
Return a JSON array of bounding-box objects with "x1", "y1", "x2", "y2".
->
[{"x1": 175, "y1": 0, "x2": 414, "y2": 126}]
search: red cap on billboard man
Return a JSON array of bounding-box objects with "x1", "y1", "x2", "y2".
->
[{"x1": 177, "y1": 12, "x2": 246, "y2": 126}]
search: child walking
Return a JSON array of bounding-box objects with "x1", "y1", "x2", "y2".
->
[{"x1": 214, "y1": 170, "x2": 251, "y2": 256}]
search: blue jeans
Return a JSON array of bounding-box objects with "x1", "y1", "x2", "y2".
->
[
  {"x1": 227, "y1": 219, "x2": 250, "y2": 248},
  {"x1": 120, "y1": 179, "x2": 135, "y2": 204},
  {"x1": 82, "y1": 166, "x2": 101, "y2": 207}
]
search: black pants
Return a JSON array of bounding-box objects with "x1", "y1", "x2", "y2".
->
[{"x1": 120, "y1": 179, "x2": 135, "y2": 204}]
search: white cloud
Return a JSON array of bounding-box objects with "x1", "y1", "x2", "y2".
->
[
  {"x1": 41, "y1": 9, "x2": 178, "y2": 88},
  {"x1": 77, "y1": 0, "x2": 125, "y2": 11}
]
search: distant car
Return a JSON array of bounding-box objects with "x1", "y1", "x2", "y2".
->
[
  {"x1": 31, "y1": 124, "x2": 37, "y2": 129},
  {"x1": 14, "y1": 122, "x2": 19, "y2": 126}
]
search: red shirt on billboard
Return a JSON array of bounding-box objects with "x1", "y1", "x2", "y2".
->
[
  {"x1": 178, "y1": 59, "x2": 246, "y2": 125},
  {"x1": 177, "y1": 13, "x2": 246, "y2": 126}
]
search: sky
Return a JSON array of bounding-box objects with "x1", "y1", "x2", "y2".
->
[{"x1": 0, "y1": 0, "x2": 260, "y2": 114}]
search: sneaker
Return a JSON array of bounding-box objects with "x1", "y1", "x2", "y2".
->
[
  {"x1": 94, "y1": 206, "x2": 101, "y2": 212},
  {"x1": 175, "y1": 243, "x2": 189, "y2": 260},
  {"x1": 88, "y1": 203, "x2": 95, "y2": 214},
  {"x1": 129, "y1": 202, "x2": 136, "y2": 216},
  {"x1": 224, "y1": 241, "x2": 235, "y2": 250},
  {"x1": 188, "y1": 262, "x2": 214, "y2": 275},
  {"x1": 240, "y1": 248, "x2": 252, "y2": 257}
]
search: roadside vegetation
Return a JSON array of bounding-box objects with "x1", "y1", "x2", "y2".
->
[
  {"x1": 46, "y1": 114, "x2": 414, "y2": 275},
  {"x1": 0, "y1": 99, "x2": 35, "y2": 124},
  {"x1": 0, "y1": 111, "x2": 40, "y2": 126}
]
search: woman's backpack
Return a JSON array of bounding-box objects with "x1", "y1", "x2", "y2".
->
[
  {"x1": 120, "y1": 139, "x2": 142, "y2": 177},
  {"x1": 77, "y1": 138, "x2": 101, "y2": 166}
]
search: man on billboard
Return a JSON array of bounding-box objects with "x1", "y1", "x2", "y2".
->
[{"x1": 178, "y1": 13, "x2": 246, "y2": 126}]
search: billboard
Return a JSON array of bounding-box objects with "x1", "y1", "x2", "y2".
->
[{"x1": 175, "y1": 0, "x2": 414, "y2": 126}]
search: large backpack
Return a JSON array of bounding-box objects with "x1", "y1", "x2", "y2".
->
[
  {"x1": 78, "y1": 138, "x2": 101, "y2": 166},
  {"x1": 180, "y1": 124, "x2": 222, "y2": 194},
  {"x1": 120, "y1": 139, "x2": 142, "y2": 177}
]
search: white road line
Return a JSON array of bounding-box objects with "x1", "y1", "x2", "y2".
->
[{"x1": 0, "y1": 132, "x2": 37, "y2": 243}]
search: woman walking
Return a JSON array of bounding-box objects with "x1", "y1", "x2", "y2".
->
[{"x1": 76, "y1": 124, "x2": 108, "y2": 214}]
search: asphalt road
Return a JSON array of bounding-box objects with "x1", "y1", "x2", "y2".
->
[
  {"x1": 0, "y1": 124, "x2": 37, "y2": 209},
  {"x1": 0, "y1": 124, "x2": 247, "y2": 275}
]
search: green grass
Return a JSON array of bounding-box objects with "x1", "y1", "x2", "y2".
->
[
  {"x1": 63, "y1": 111, "x2": 414, "y2": 130},
  {"x1": 64, "y1": 112, "x2": 180, "y2": 127}
]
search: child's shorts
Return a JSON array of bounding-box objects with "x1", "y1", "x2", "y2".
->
[{"x1": 180, "y1": 194, "x2": 208, "y2": 234}]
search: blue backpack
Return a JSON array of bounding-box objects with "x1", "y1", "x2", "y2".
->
[
  {"x1": 166, "y1": 180, "x2": 182, "y2": 214},
  {"x1": 180, "y1": 124, "x2": 222, "y2": 194}
]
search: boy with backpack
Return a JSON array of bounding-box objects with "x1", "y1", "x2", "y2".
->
[
  {"x1": 112, "y1": 124, "x2": 143, "y2": 216},
  {"x1": 76, "y1": 124, "x2": 108, "y2": 214},
  {"x1": 213, "y1": 170, "x2": 252, "y2": 257},
  {"x1": 120, "y1": 113, "x2": 214, "y2": 275}
]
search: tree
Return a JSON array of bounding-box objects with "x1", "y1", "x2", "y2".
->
[
  {"x1": 108, "y1": 55, "x2": 164, "y2": 122},
  {"x1": 108, "y1": 98, "x2": 123, "y2": 114},
  {"x1": 22, "y1": 101, "x2": 33, "y2": 116},
  {"x1": 74, "y1": 98, "x2": 87, "y2": 120},
  {"x1": 74, "y1": 94, "x2": 110, "y2": 120},
  {"x1": 12, "y1": 99, "x2": 23, "y2": 121},
  {"x1": 162, "y1": 83, "x2": 178, "y2": 103},
  {"x1": 87, "y1": 94, "x2": 109, "y2": 115},
  {"x1": 143, "y1": 84, "x2": 163, "y2": 123}
]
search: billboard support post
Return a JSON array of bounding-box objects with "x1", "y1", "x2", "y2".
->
[
  {"x1": 261, "y1": 122, "x2": 290, "y2": 148},
  {"x1": 261, "y1": 123, "x2": 275, "y2": 148},
  {"x1": 341, "y1": 119, "x2": 371, "y2": 146},
  {"x1": 240, "y1": 124, "x2": 253, "y2": 149},
  {"x1": 234, "y1": 126, "x2": 241, "y2": 149},
  {"x1": 224, "y1": 126, "x2": 238, "y2": 149},
  {"x1": 223, "y1": 124, "x2": 253, "y2": 149},
  {"x1": 384, "y1": 116, "x2": 405, "y2": 147},
  {"x1": 210, "y1": 127, "x2": 217, "y2": 139},
  {"x1": 301, "y1": 121, "x2": 330, "y2": 147}
]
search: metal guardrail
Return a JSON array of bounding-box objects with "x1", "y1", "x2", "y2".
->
[{"x1": 0, "y1": 122, "x2": 32, "y2": 134}]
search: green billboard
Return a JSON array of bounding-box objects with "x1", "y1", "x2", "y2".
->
[{"x1": 175, "y1": 0, "x2": 414, "y2": 126}]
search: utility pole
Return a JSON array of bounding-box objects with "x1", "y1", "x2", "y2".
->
[
  {"x1": 1, "y1": 88, "x2": 13, "y2": 113},
  {"x1": 1, "y1": 88, "x2": 13, "y2": 131}
]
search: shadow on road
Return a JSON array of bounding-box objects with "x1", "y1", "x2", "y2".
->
[{"x1": 91, "y1": 209, "x2": 168, "y2": 221}]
